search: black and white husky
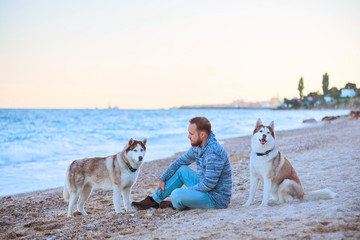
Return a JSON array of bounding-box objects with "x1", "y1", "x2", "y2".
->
[{"x1": 63, "y1": 138, "x2": 147, "y2": 217}]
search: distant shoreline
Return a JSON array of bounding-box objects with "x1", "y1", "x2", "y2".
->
[
  {"x1": 177, "y1": 106, "x2": 277, "y2": 110},
  {"x1": 1, "y1": 107, "x2": 356, "y2": 111}
]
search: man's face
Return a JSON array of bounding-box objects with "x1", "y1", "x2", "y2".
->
[{"x1": 188, "y1": 123, "x2": 202, "y2": 147}]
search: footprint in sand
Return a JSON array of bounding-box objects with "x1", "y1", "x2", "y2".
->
[{"x1": 23, "y1": 221, "x2": 63, "y2": 231}]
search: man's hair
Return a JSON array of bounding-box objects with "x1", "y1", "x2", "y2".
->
[{"x1": 189, "y1": 117, "x2": 211, "y2": 135}]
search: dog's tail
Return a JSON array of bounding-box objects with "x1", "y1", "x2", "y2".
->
[
  {"x1": 303, "y1": 189, "x2": 337, "y2": 201},
  {"x1": 63, "y1": 169, "x2": 70, "y2": 201},
  {"x1": 63, "y1": 184, "x2": 70, "y2": 201}
]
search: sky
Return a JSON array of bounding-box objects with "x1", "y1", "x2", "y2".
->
[{"x1": 0, "y1": 0, "x2": 359, "y2": 109}]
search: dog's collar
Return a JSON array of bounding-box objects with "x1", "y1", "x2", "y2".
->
[
  {"x1": 126, "y1": 163, "x2": 138, "y2": 173},
  {"x1": 256, "y1": 148, "x2": 275, "y2": 156},
  {"x1": 120, "y1": 152, "x2": 138, "y2": 172}
]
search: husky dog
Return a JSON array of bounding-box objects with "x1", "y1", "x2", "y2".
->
[
  {"x1": 243, "y1": 119, "x2": 336, "y2": 207},
  {"x1": 63, "y1": 138, "x2": 147, "y2": 217}
]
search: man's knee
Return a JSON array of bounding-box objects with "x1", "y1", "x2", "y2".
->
[
  {"x1": 177, "y1": 165, "x2": 190, "y2": 174},
  {"x1": 170, "y1": 188, "x2": 185, "y2": 209},
  {"x1": 170, "y1": 188, "x2": 182, "y2": 201}
]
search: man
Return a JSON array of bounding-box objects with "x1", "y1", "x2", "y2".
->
[{"x1": 132, "y1": 116, "x2": 232, "y2": 210}]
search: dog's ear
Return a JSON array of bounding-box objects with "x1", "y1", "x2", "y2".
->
[
  {"x1": 142, "y1": 138, "x2": 147, "y2": 146},
  {"x1": 256, "y1": 118, "x2": 262, "y2": 128},
  {"x1": 269, "y1": 121, "x2": 274, "y2": 130},
  {"x1": 128, "y1": 138, "x2": 134, "y2": 146}
]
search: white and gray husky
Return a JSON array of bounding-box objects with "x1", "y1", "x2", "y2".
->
[
  {"x1": 63, "y1": 138, "x2": 146, "y2": 217},
  {"x1": 243, "y1": 119, "x2": 336, "y2": 207}
]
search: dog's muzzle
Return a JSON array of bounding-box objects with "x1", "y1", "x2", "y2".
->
[{"x1": 259, "y1": 135, "x2": 267, "y2": 145}]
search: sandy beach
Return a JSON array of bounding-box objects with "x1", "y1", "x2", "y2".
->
[{"x1": 1, "y1": 115, "x2": 359, "y2": 239}]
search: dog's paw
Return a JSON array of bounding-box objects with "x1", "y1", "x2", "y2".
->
[
  {"x1": 242, "y1": 202, "x2": 251, "y2": 207},
  {"x1": 114, "y1": 209, "x2": 125, "y2": 214},
  {"x1": 268, "y1": 199, "x2": 277, "y2": 204},
  {"x1": 79, "y1": 211, "x2": 88, "y2": 216},
  {"x1": 125, "y1": 208, "x2": 135, "y2": 212},
  {"x1": 258, "y1": 202, "x2": 269, "y2": 208},
  {"x1": 270, "y1": 200, "x2": 281, "y2": 205}
]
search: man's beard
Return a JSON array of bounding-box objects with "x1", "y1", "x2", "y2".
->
[{"x1": 190, "y1": 139, "x2": 202, "y2": 147}]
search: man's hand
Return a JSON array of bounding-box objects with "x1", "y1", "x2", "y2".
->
[{"x1": 156, "y1": 180, "x2": 165, "y2": 193}]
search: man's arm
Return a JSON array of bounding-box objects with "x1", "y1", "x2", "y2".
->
[
  {"x1": 189, "y1": 153, "x2": 225, "y2": 192},
  {"x1": 159, "y1": 148, "x2": 196, "y2": 183}
]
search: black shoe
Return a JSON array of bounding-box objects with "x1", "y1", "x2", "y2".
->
[
  {"x1": 131, "y1": 196, "x2": 159, "y2": 210},
  {"x1": 159, "y1": 201, "x2": 174, "y2": 209}
]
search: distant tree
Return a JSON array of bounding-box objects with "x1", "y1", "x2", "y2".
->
[
  {"x1": 328, "y1": 87, "x2": 341, "y2": 100},
  {"x1": 298, "y1": 77, "x2": 304, "y2": 100},
  {"x1": 307, "y1": 91, "x2": 322, "y2": 100},
  {"x1": 344, "y1": 82, "x2": 357, "y2": 90},
  {"x1": 322, "y1": 73, "x2": 329, "y2": 95}
]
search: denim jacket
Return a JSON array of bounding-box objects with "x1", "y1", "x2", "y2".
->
[{"x1": 160, "y1": 132, "x2": 232, "y2": 208}]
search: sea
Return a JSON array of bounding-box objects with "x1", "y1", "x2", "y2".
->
[{"x1": 0, "y1": 108, "x2": 349, "y2": 197}]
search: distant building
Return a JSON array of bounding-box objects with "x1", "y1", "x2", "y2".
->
[
  {"x1": 269, "y1": 97, "x2": 280, "y2": 108},
  {"x1": 277, "y1": 101, "x2": 285, "y2": 108},
  {"x1": 261, "y1": 102, "x2": 272, "y2": 108},
  {"x1": 324, "y1": 96, "x2": 336, "y2": 104},
  {"x1": 340, "y1": 89, "x2": 356, "y2": 98}
]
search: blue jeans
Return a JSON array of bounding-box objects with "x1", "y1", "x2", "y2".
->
[{"x1": 152, "y1": 166, "x2": 215, "y2": 210}]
